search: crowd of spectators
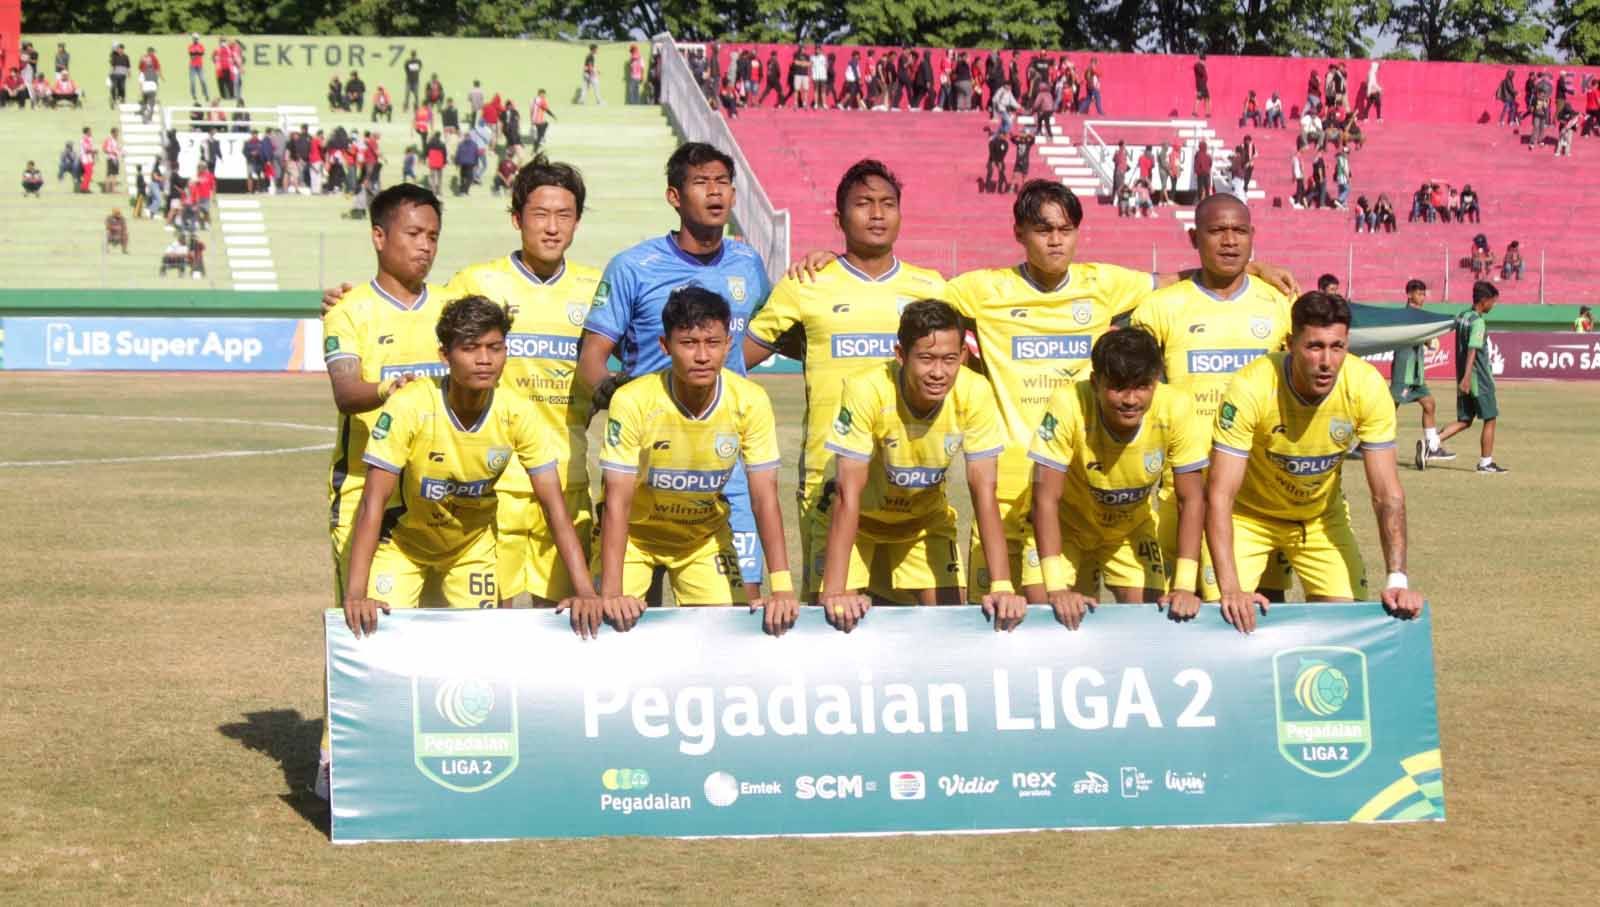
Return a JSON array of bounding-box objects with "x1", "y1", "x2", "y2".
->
[{"x1": 1495, "y1": 69, "x2": 1598, "y2": 155}]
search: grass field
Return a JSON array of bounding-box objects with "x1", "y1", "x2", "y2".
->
[{"x1": 1, "y1": 374, "x2": 1597, "y2": 903}]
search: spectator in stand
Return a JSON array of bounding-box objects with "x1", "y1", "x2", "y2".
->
[
  {"x1": 101, "y1": 127, "x2": 122, "y2": 194},
  {"x1": 160, "y1": 235, "x2": 190, "y2": 276},
  {"x1": 1574, "y1": 306, "x2": 1594, "y2": 332},
  {"x1": 2, "y1": 67, "x2": 27, "y2": 107},
  {"x1": 1033, "y1": 84, "x2": 1056, "y2": 140},
  {"x1": 1116, "y1": 181, "x2": 1136, "y2": 217},
  {"x1": 1555, "y1": 100, "x2": 1579, "y2": 156},
  {"x1": 814, "y1": 47, "x2": 833, "y2": 109},
  {"x1": 914, "y1": 50, "x2": 933, "y2": 110},
  {"x1": 442, "y1": 98, "x2": 460, "y2": 138},
  {"x1": 481, "y1": 92, "x2": 502, "y2": 141},
  {"x1": 1409, "y1": 182, "x2": 1432, "y2": 222},
  {"x1": 213, "y1": 39, "x2": 233, "y2": 100},
  {"x1": 1373, "y1": 193, "x2": 1397, "y2": 232},
  {"x1": 1528, "y1": 79, "x2": 1551, "y2": 148},
  {"x1": 1300, "y1": 107, "x2": 1323, "y2": 149},
  {"x1": 759, "y1": 50, "x2": 782, "y2": 107},
  {"x1": 403, "y1": 51, "x2": 422, "y2": 111},
  {"x1": 1500, "y1": 241, "x2": 1523, "y2": 280},
  {"x1": 1344, "y1": 116, "x2": 1366, "y2": 150},
  {"x1": 1240, "y1": 89, "x2": 1260, "y2": 127},
  {"x1": 492, "y1": 151, "x2": 518, "y2": 195},
  {"x1": 108, "y1": 43, "x2": 131, "y2": 109},
  {"x1": 52, "y1": 70, "x2": 81, "y2": 108},
  {"x1": 1322, "y1": 104, "x2": 1346, "y2": 149},
  {"x1": 146, "y1": 167, "x2": 165, "y2": 214},
  {"x1": 992, "y1": 80, "x2": 1019, "y2": 134},
  {"x1": 1136, "y1": 145, "x2": 1155, "y2": 198},
  {"x1": 578, "y1": 44, "x2": 603, "y2": 105},
  {"x1": 1318, "y1": 274, "x2": 1341, "y2": 295},
  {"x1": 1325, "y1": 62, "x2": 1347, "y2": 112},
  {"x1": 1133, "y1": 178, "x2": 1154, "y2": 216},
  {"x1": 30, "y1": 71, "x2": 49, "y2": 108},
  {"x1": 1011, "y1": 125, "x2": 1036, "y2": 187},
  {"x1": 454, "y1": 130, "x2": 478, "y2": 195},
  {"x1": 54, "y1": 42, "x2": 69, "y2": 74},
  {"x1": 718, "y1": 76, "x2": 739, "y2": 118},
  {"x1": 1291, "y1": 142, "x2": 1307, "y2": 208},
  {"x1": 186, "y1": 33, "x2": 209, "y2": 103},
  {"x1": 424, "y1": 132, "x2": 445, "y2": 193},
  {"x1": 327, "y1": 74, "x2": 344, "y2": 111},
  {"x1": 1305, "y1": 69, "x2": 1322, "y2": 115},
  {"x1": 1307, "y1": 151, "x2": 1327, "y2": 208},
  {"x1": 229, "y1": 38, "x2": 245, "y2": 101},
  {"x1": 1159, "y1": 139, "x2": 1182, "y2": 205},
  {"x1": 22, "y1": 160, "x2": 44, "y2": 197},
  {"x1": 1469, "y1": 234, "x2": 1494, "y2": 279},
  {"x1": 1360, "y1": 60, "x2": 1382, "y2": 121},
  {"x1": 1333, "y1": 144, "x2": 1350, "y2": 208},
  {"x1": 425, "y1": 72, "x2": 444, "y2": 109},
  {"x1": 1584, "y1": 76, "x2": 1600, "y2": 136},
  {"x1": 77, "y1": 126, "x2": 96, "y2": 193},
  {"x1": 186, "y1": 233, "x2": 207, "y2": 278},
  {"x1": 1111, "y1": 139, "x2": 1130, "y2": 201},
  {"x1": 1264, "y1": 91, "x2": 1285, "y2": 128},
  {"x1": 502, "y1": 98, "x2": 521, "y2": 148},
  {"x1": 1353, "y1": 195, "x2": 1373, "y2": 233},
  {"x1": 413, "y1": 102, "x2": 432, "y2": 149},
  {"x1": 530, "y1": 89, "x2": 554, "y2": 151},
  {"x1": 57, "y1": 140, "x2": 78, "y2": 184},
  {"x1": 105, "y1": 208, "x2": 128, "y2": 254},
  {"x1": 1080, "y1": 56, "x2": 1104, "y2": 114},
  {"x1": 626, "y1": 44, "x2": 645, "y2": 105},
  {"x1": 346, "y1": 71, "x2": 366, "y2": 112},
  {"x1": 1192, "y1": 140, "x2": 1212, "y2": 200},
  {"x1": 1454, "y1": 183, "x2": 1479, "y2": 223},
  {"x1": 371, "y1": 86, "x2": 393, "y2": 123},
  {"x1": 1496, "y1": 70, "x2": 1519, "y2": 127},
  {"x1": 984, "y1": 127, "x2": 1008, "y2": 192},
  {"x1": 1430, "y1": 182, "x2": 1450, "y2": 223},
  {"x1": 843, "y1": 51, "x2": 865, "y2": 109},
  {"x1": 1238, "y1": 134, "x2": 1257, "y2": 188},
  {"x1": 1446, "y1": 184, "x2": 1459, "y2": 218},
  {"x1": 1192, "y1": 52, "x2": 1210, "y2": 117}
]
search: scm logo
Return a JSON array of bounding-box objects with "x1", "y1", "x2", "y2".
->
[{"x1": 795, "y1": 774, "x2": 876, "y2": 800}]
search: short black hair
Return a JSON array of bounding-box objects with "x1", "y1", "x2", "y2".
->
[
  {"x1": 1472, "y1": 280, "x2": 1499, "y2": 305},
  {"x1": 1317, "y1": 273, "x2": 1341, "y2": 292},
  {"x1": 370, "y1": 183, "x2": 442, "y2": 230},
  {"x1": 436, "y1": 295, "x2": 511, "y2": 350},
  {"x1": 1090, "y1": 327, "x2": 1162, "y2": 388},
  {"x1": 1291, "y1": 291, "x2": 1353, "y2": 335},
  {"x1": 1405, "y1": 278, "x2": 1427, "y2": 294},
  {"x1": 666, "y1": 142, "x2": 736, "y2": 191},
  {"x1": 509, "y1": 154, "x2": 586, "y2": 218},
  {"x1": 835, "y1": 158, "x2": 902, "y2": 215},
  {"x1": 896, "y1": 299, "x2": 962, "y2": 351},
  {"x1": 661, "y1": 286, "x2": 730, "y2": 336},
  {"x1": 1013, "y1": 180, "x2": 1084, "y2": 228}
]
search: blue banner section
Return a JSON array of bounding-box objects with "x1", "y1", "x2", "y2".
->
[
  {"x1": 1, "y1": 316, "x2": 308, "y2": 371},
  {"x1": 326, "y1": 605, "x2": 1444, "y2": 843}
]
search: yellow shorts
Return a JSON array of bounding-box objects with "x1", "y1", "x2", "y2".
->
[
  {"x1": 967, "y1": 532, "x2": 1032, "y2": 603},
  {"x1": 594, "y1": 532, "x2": 747, "y2": 606},
  {"x1": 368, "y1": 530, "x2": 501, "y2": 609},
  {"x1": 1003, "y1": 523, "x2": 1164, "y2": 595},
  {"x1": 331, "y1": 518, "x2": 355, "y2": 606},
  {"x1": 495, "y1": 488, "x2": 594, "y2": 601},
  {"x1": 1230, "y1": 506, "x2": 1367, "y2": 600},
  {"x1": 808, "y1": 517, "x2": 963, "y2": 596},
  {"x1": 1154, "y1": 486, "x2": 1293, "y2": 601}
]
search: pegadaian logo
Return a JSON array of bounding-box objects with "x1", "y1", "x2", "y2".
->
[
  {"x1": 412, "y1": 676, "x2": 518, "y2": 793},
  {"x1": 1274, "y1": 647, "x2": 1372, "y2": 778}
]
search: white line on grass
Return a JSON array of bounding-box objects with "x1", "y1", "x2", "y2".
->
[{"x1": 0, "y1": 412, "x2": 335, "y2": 468}]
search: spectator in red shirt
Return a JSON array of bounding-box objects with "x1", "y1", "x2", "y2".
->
[
  {"x1": 138, "y1": 46, "x2": 161, "y2": 85},
  {"x1": 309, "y1": 129, "x2": 325, "y2": 193},
  {"x1": 482, "y1": 93, "x2": 503, "y2": 140},
  {"x1": 190, "y1": 163, "x2": 216, "y2": 225},
  {"x1": 413, "y1": 103, "x2": 433, "y2": 148},
  {"x1": 212, "y1": 40, "x2": 233, "y2": 100},
  {"x1": 228, "y1": 39, "x2": 245, "y2": 101},
  {"x1": 186, "y1": 34, "x2": 207, "y2": 102},
  {"x1": 425, "y1": 132, "x2": 446, "y2": 194},
  {"x1": 1137, "y1": 144, "x2": 1155, "y2": 196},
  {"x1": 1584, "y1": 76, "x2": 1600, "y2": 137},
  {"x1": 1, "y1": 68, "x2": 27, "y2": 108},
  {"x1": 1194, "y1": 141, "x2": 1214, "y2": 199},
  {"x1": 371, "y1": 85, "x2": 393, "y2": 123}
]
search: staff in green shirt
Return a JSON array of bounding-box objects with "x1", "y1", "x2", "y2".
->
[
  {"x1": 1396, "y1": 279, "x2": 1453, "y2": 470},
  {"x1": 1429, "y1": 281, "x2": 1507, "y2": 474}
]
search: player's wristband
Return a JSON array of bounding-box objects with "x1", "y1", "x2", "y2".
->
[
  {"x1": 988, "y1": 579, "x2": 1015, "y2": 596},
  {"x1": 1172, "y1": 558, "x2": 1200, "y2": 594},
  {"x1": 1385, "y1": 572, "x2": 1408, "y2": 590},
  {"x1": 1041, "y1": 554, "x2": 1069, "y2": 591},
  {"x1": 377, "y1": 377, "x2": 398, "y2": 401},
  {"x1": 768, "y1": 570, "x2": 793, "y2": 594}
]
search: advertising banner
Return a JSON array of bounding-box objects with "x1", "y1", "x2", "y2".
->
[
  {"x1": 0, "y1": 316, "x2": 325, "y2": 372},
  {"x1": 1483, "y1": 332, "x2": 1600, "y2": 381},
  {"x1": 326, "y1": 605, "x2": 1445, "y2": 843}
]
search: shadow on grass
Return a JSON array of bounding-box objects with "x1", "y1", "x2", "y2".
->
[{"x1": 218, "y1": 709, "x2": 330, "y2": 838}]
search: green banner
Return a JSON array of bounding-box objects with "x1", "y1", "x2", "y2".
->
[{"x1": 326, "y1": 605, "x2": 1444, "y2": 842}]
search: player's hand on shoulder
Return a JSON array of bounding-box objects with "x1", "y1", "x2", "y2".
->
[
  {"x1": 786, "y1": 249, "x2": 837, "y2": 283},
  {"x1": 820, "y1": 591, "x2": 871, "y2": 633},
  {"x1": 1047, "y1": 589, "x2": 1091, "y2": 630},
  {"x1": 1218, "y1": 589, "x2": 1269, "y2": 634},
  {"x1": 557, "y1": 595, "x2": 606, "y2": 639},
  {"x1": 321, "y1": 281, "x2": 355, "y2": 315},
  {"x1": 981, "y1": 591, "x2": 1027, "y2": 632},
  {"x1": 1159, "y1": 589, "x2": 1202, "y2": 622},
  {"x1": 752, "y1": 590, "x2": 799, "y2": 637},
  {"x1": 1248, "y1": 261, "x2": 1300, "y2": 299},
  {"x1": 343, "y1": 595, "x2": 391, "y2": 638},
  {"x1": 1381, "y1": 585, "x2": 1424, "y2": 620},
  {"x1": 602, "y1": 595, "x2": 647, "y2": 632}
]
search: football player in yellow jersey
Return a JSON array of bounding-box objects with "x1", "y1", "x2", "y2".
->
[
  {"x1": 442, "y1": 157, "x2": 600, "y2": 606},
  {"x1": 815, "y1": 301, "x2": 1026, "y2": 632},
  {"x1": 744, "y1": 160, "x2": 946, "y2": 594},
  {"x1": 1028, "y1": 329, "x2": 1210, "y2": 629},
  {"x1": 343, "y1": 296, "x2": 601, "y2": 636},
  {"x1": 323, "y1": 184, "x2": 453, "y2": 606},
  {"x1": 1207, "y1": 292, "x2": 1425, "y2": 634},
  {"x1": 596, "y1": 288, "x2": 799, "y2": 635},
  {"x1": 1129, "y1": 194, "x2": 1294, "y2": 601},
  {"x1": 946, "y1": 180, "x2": 1299, "y2": 602}
]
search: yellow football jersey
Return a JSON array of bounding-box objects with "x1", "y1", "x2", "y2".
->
[
  {"x1": 1028, "y1": 382, "x2": 1209, "y2": 546},
  {"x1": 598, "y1": 369, "x2": 782, "y2": 551},
  {"x1": 361, "y1": 378, "x2": 558, "y2": 563},
  {"x1": 824, "y1": 363, "x2": 1005, "y2": 539},
  {"x1": 1129, "y1": 275, "x2": 1292, "y2": 419},
  {"x1": 745, "y1": 257, "x2": 946, "y2": 506},
  {"x1": 323, "y1": 280, "x2": 451, "y2": 529},
  {"x1": 445, "y1": 254, "x2": 598, "y2": 523},
  {"x1": 1213, "y1": 352, "x2": 1397, "y2": 523},
  {"x1": 947, "y1": 262, "x2": 1154, "y2": 447}
]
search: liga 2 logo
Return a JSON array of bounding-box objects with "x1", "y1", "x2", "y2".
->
[
  {"x1": 412, "y1": 675, "x2": 520, "y2": 793},
  {"x1": 1272, "y1": 647, "x2": 1372, "y2": 778}
]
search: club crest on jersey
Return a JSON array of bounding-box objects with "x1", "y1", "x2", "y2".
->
[
  {"x1": 375, "y1": 574, "x2": 394, "y2": 595},
  {"x1": 1250, "y1": 316, "x2": 1274, "y2": 339},
  {"x1": 1144, "y1": 450, "x2": 1165, "y2": 474},
  {"x1": 944, "y1": 433, "x2": 962, "y2": 456},
  {"x1": 714, "y1": 433, "x2": 739, "y2": 460},
  {"x1": 566, "y1": 302, "x2": 588, "y2": 326},
  {"x1": 727, "y1": 276, "x2": 747, "y2": 302},
  {"x1": 896, "y1": 296, "x2": 915, "y2": 314},
  {"x1": 1329, "y1": 418, "x2": 1355, "y2": 446},
  {"x1": 833, "y1": 406, "x2": 854, "y2": 437},
  {"x1": 1071, "y1": 302, "x2": 1093, "y2": 326},
  {"x1": 486, "y1": 447, "x2": 511, "y2": 472}
]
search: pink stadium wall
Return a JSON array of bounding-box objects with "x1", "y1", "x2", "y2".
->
[
  {"x1": 1, "y1": 0, "x2": 20, "y2": 76},
  {"x1": 713, "y1": 43, "x2": 1600, "y2": 126}
]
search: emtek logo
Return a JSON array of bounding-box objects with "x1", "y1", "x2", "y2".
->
[
  {"x1": 420, "y1": 477, "x2": 495, "y2": 501},
  {"x1": 831, "y1": 333, "x2": 897, "y2": 358},
  {"x1": 1187, "y1": 348, "x2": 1266, "y2": 374},
  {"x1": 795, "y1": 774, "x2": 875, "y2": 800},
  {"x1": 1268, "y1": 451, "x2": 1344, "y2": 476},
  {"x1": 647, "y1": 467, "x2": 731, "y2": 493},
  {"x1": 1011, "y1": 335, "x2": 1090, "y2": 360},
  {"x1": 507, "y1": 332, "x2": 580, "y2": 361},
  {"x1": 884, "y1": 464, "x2": 948, "y2": 488}
]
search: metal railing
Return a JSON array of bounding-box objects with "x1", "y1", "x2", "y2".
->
[{"x1": 653, "y1": 32, "x2": 791, "y2": 285}]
